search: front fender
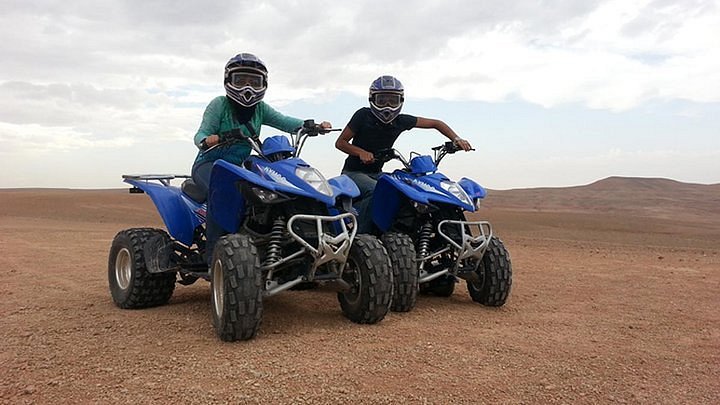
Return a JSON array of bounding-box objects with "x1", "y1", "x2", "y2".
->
[
  {"x1": 459, "y1": 177, "x2": 487, "y2": 200},
  {"x1": 329, "y1": 175, "x2": 360, "y2": 200},
  {"x1": 208, "y1": 160, "x2": 256, "y2": 234},
  {"x1": 371, "y1": 174, "x2": 431, "y2": 232}
]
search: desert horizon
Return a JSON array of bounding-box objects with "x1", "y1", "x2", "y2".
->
[{"x1": 3, "y1": 174, "x2": 719, "y2": 192}]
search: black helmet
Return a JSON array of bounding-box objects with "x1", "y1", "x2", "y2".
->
[
  {"x1": 369, "y1": 75, "x2": 404, "y2": 123},
  {"x1": 224, "y1": 53, "x2": 268, "y2": 107}
]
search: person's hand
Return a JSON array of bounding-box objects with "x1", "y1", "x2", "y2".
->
[
  {"x1": 319, "y1": 121, "x2": 332, "y2": 129},
  {"x1": 205, "y1": 134, "x2": 220, "y2": 147},
  {"x1": 454, "y1": 138, "x2": 472, "y2": 151},
  {"x1": 358, "y1": 150, "x2": 375, "y2": 164}
]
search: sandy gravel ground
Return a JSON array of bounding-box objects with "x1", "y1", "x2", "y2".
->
[{"x1": 1, "y1": 187, "x2": 718, "y2": 404}]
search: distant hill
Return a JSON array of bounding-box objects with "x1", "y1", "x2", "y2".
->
[
  {"x1": 1, "y1": 176, "x2": 718, "y2": 224},
  {"x1": 484, "y1": 176, "x2": 720, "y2": 222}
]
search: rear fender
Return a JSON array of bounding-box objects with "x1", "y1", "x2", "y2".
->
[{"x1": 124, "y1": 179, "x2": 203, "y2": 246}]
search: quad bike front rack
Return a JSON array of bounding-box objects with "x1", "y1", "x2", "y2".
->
[
  {"x1": 417, "y1": 220, "x2": 493, "y2": 283},
  {"x1": 437, "y1": 220, "x2": 493, "y2": 261},
  {"x1": 261, "y1": 213, "x2": 357, "y2": 297}
]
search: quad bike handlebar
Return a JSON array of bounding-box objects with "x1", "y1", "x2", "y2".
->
[
  {"x1": 374, "y1": 140, "x2": 474, "y2": 170},
  {"x1": 200, "y1": 119, "x2": 339, "y2": 157},
  {"x1": 299, "y1": 119, "x2": 341, "y2": 137},
  {"x1": 199, "y1": 128, "x2": 255, "y2": 152},
  {"x1": 433, "y1": 141, "x2": 475, "y2": 166},
  {"x1": 373, "y1": 148, "x2": 400, "y2": 164},
  {"x1": 292, "y1": 120, "x2": 340, "y2": 158}
]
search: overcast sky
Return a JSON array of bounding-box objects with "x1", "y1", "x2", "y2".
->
[{"x1": 1, "y1": 0, "x2": 719, "y2": 189}]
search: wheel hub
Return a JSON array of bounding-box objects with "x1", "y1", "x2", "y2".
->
[
  {"x1": 212, "y1": 260, "x2": 224, "y2": 318},
  {"x1": 115, "y1": 248, "x2": 132, "y2": 290},
  {"x1": 341, "y1": 258, "x2": 362, "y2": 305}
]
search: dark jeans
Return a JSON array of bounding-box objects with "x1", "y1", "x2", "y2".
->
[
  {"x1": 192, "y1": 161, "x2": 223, "y2": 266},
  {"x1": 342, "y1": 171, "x2": 381, "y2": 234}
]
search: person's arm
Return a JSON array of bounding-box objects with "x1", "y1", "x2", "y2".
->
[
  {"x1": 259, "y1": 102, "x2": 331, "y2": 133},
  {"x1": 194, "y1": 97, "x2": 226, "y2": 149},
  {"x1": 415, "y1": 117, "x2": 472, "y2": 151},
  {"x1": 335, "y1": 126, "x2": 375, "y2": 164}
]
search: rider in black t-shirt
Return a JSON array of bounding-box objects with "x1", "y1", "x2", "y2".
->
[{"x1": 335, "y1": 75, "x2": 472, "y2": 233}]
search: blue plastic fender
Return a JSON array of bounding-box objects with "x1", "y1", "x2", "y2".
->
[
  {"x1": 124, "y1": 179, "x2": 204, "y2": 246},
  {"x1": 459, "y1": 177, "x2": 487, "y2": 200},
  {"x1": 409, "y1": 155, "x2": 437, "y2": 174},
  {"x1": 371, "y1": 173, "x2": 428, "y2": 232},
  {"x1": 328, "y1": 174, "x2": 361, "y2": 199},
  {"x1": 419, "y1": 173, "x2": 475, "y2": 211},
  {"x1": 207, "y1": 160, "x2": 256, "y2": 234},
  {"x1": 209, "y1": 159, "x2": 342, "y2": 233},
  {"x1": 371, "y1": 171, "x2": 477, "y2": 231},
  {"x1": 250, "y1": 158, "x2": 337, "y2": 205}
]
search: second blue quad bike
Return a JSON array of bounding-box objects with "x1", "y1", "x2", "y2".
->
[
  {"x1": 108, "y1": 121, "x2": 393, "y2": 341},
  {"x1": 369, "y1": 141, "x2": 512, "y2": 312}
]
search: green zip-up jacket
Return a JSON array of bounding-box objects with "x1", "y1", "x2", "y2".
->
[{"x1": 193, "y1": 96, "x2": 304, "y2": 166}]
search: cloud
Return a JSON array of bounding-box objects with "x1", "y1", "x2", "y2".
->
[
  {"x1": 0, "y1": 0, "x2": 719, "y2": 187},
  {"x1": 2, "y1": 0, "x2": 718, "y2": 109}
]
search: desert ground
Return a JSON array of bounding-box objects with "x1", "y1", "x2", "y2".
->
[{"x1": 1, "y1": 177, "x2": 718, "y2": 404}]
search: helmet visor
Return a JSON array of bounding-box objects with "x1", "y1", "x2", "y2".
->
[
  {"x1": 372, "y1": 93, "x2": 402, "y2": 108},
  {"x1": 229, "y1": 71, "x2": 265, "y2": 90}
]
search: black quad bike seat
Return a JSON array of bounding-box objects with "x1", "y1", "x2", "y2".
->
[{"x1": 181, "y1": 178, "x2": 207, "y2": 203}]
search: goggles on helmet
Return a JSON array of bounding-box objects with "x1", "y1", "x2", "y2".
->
[
  {"x1": 229, "y1": 71, "x2": 265, "y2": 90},
  {"x1": 371, "y1": 92, "x2": 403, "y2": 108}
]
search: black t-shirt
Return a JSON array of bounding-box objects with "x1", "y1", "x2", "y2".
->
[{"x1": 341, "y1": 107, "x2": 418, "y2": 173}]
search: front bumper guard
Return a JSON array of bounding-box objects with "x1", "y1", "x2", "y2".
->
[
  {"x1": 437, "y1": 219, "x2": 493, "y2": 261},
  {"x1": 418, "y1": 220, "x2": 493, "y2": 283}
]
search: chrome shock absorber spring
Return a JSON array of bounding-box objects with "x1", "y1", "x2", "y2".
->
[
  {"x1": 264, "y1": 218, "x2": 286, "y2": 266},
  {"x1": 417, "y1": 222, "x2": 433, "y2": 259}
]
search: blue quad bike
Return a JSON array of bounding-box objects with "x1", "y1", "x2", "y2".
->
[
  {"x1": 369, "y1": 141, "x2": 512, "y2": 312},
  {"x1": 108, "y1": 121, "x2": 393, "y2": 341}
]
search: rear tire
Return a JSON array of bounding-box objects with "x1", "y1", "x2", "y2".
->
[
  {"x1": 467, "y1": 236, "x2": 512, "y2": 306},
  {"x1": 381, "y1": 232, "x2": 418, "y2": 312},
  {"x1": 108, "y1": 228, "x2": 176, "y2": 309},
  {"x1": 338, "y1": 235, "x2": 392, "y2": 324},
  {"x1": 210, "y1": 234, "x2": 263, "y2": 342}
]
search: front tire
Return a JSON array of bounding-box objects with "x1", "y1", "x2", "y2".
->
[
  {"x1": 210, "y1": 234, "x2": 263, "y2": 342},
  {"x1": 108, "y1": 228, "x2": 176, "y2": 309},
  {"x1": 338, "y1": 235, "x2": 393, "y2": 324},
  {"x1": 381, "y1": 232, "x2": 418, "y2": 312},
  {"x1": 467, "y1": 236, "x2": 512, "y2": 306}
]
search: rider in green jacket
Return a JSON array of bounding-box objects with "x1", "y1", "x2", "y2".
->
[{"x1": 192, "y1": 53, "x2": 330, "y2": 264}]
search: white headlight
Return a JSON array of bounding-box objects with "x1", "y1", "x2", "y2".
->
[
  {"x1": 440, "y1": 181, "x2": 472, "y2": 206},
  {"x1": 295, "y1": 166, "x2": 333, "y2": 196}
]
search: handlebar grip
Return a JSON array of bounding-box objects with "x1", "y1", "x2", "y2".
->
[{"x1": 299, "y1": 118, "x2": 342, "y2": 136}]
